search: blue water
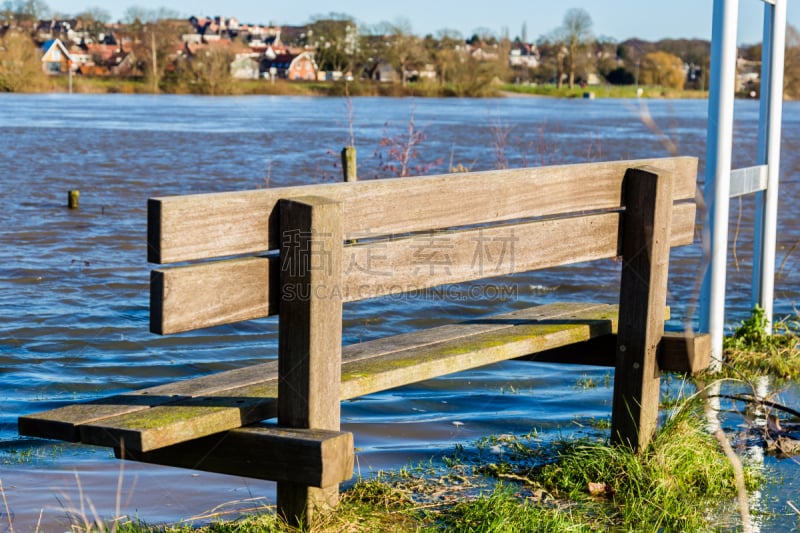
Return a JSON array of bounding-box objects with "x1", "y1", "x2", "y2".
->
[{"x1": 0, "y1": 94, "x2": 799, "y2": 529}]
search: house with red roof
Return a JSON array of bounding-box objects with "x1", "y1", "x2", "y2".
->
[{"x1": 260, "y1": 51, "x2": 317, "y2": 80}]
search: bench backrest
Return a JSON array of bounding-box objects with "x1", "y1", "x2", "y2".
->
[{"x1": 148, "y1": 157, "x2": 698, "y2": 335}]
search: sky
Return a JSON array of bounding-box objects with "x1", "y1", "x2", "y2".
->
[{"x1": 44, "y1": 0, "x2": 800, "y2": 46}]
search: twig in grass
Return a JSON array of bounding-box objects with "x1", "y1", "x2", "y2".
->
[
  {"x1": 696, "y1": 380, "x2": 753, "y2": 533},
  {"x1": 183, "y1": 497, "x2": 273, "y2": 522},
  {"x1": 787, "y1": 500, "x2": 800, "y2": 515},
  {"x1": 778, "y1": 239, "x2": 799, "y2": 279},
  {"x1": 0, "y1": 479, "x2": 14, "y2": 533},
  {"x1": 114, "y1": 441, "x2": 125, "y2": 533},
  {"x1": 711, "y1": 393, "x2": 800, "y2": 419},
  {"x1": 488, "y1": 111, "x2": 512, "y2": 170}
]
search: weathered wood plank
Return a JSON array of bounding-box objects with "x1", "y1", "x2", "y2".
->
[
  {"x1": 340, "y1": 310, "x2": 620, "y2": 399},
  {"x1": 345, "y1": 204, "x2": 694, "y2": 301},
  {"x1": 74, "y1": 304, "x2": 618, "y2": 453},
  {"x1": 150, "y1": 257, "x2": 279, "y2": 335},
  {"x1": 611, "y1": 168, "x2": 672, "y2": 451},
  {"x1": 151, "y1": 202, "x2": 695, "y2": 335},
  {"x1": 149, "y1": 158, "x2": 698, "y2": 264},
  {"x1": 659, "y1": 332, "x2": 711, "y2": 374},
  {"x1": 27, "y1": 306, "x2": 704, "y2": 450},
  {"x1": 119, "y1": 426, "x2": 354, "y2": 488},
  {"x1": 79, "y1": 380, "x2": 279, "y2": 451},
  {"x1": 17, "y1": 360, "x2": 279, "y2": 441},
  {"x1": 277, "y1": 196, "x2": 343, "y2": 432},
  {"x1": 342, "y1": 302, "x2": 612, "y2": 361},
  {"x1": 277, "y1": 196, "x2": 345, "y2": 525},
  {"x1": 115, "y1": 332, "x2": 708, "y2": 486},
  {"x1": 25, "y1": 300, "x2": 696, "y2": 454},
  {"x1": 522, "y1": 331, "x2": 711, "y2": 375}
]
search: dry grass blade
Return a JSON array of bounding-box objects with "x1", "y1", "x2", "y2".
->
[
  {"x1": 777, "y1": 239, "x2": 799, "y2": 278},
  {"x1": 633, "y1": 99, "x2": 679, "y2": 157},
  {"x1": 0, "y1": 479, "x2": 14, "y2": 533},
  {"x1": 697, "y1": 379, "x2": 752, "y2": 533},
  {"x1": 182, "y1": 497, "x2": 273, "y2": 522},
  {"x1": 787, "y1": 500, "x2": 800, "y2": 516}
]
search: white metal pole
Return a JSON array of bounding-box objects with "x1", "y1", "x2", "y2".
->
[
  {"x1": 752, "y1": 0, "x2": 787, "y2": 333},
  {"x1": 701, "y1": 0, "x2": 739, "y2": 368},
  {"x1": 752, "y1": 1, "x2": 773, "y2": 316}
]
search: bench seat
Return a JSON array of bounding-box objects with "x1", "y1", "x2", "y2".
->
[{"x1": 19, "y1": 301, "x2": 706, "y2": 455}]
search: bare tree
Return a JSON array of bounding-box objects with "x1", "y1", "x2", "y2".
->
[
  {"x1": 536, "y1": 34, "x2": 566, "y2": 88},
  {"x1": 561, "y1": 8, "x2": 594, "y2": 88},
  {"x1": 308, "y1": 13, "x2": 358, "y2": 75},
  {"x1": 74, "y1": 6, "x2": 110, "y2": 38},
  {"x1": 123, "y1": 7, "x2": 185, "y2": 93},
  {"x1": 176, "y1": 47, "x2": 236, "y2": 95},
  {"x1": 0, "y1": 29, "x2": 49, "y2": 91},
  {"x1": 386, "y1": 19, "x2": 426, "y2": 86},
  {"x1": 784, "y1": 25, "x2": 800, "y2": 100},
  {"x1": 2, "y1": 0, "x2": 49, "y2": 22},
  {"x1": 426, "y1": 29, "x2": 462, "y2": 87},
  {"x1": 640, "y1": 50, "x2": 685, "y2": 89}
]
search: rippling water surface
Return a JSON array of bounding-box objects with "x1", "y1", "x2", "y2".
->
[{"x1": 1, "y1": 94, "x2": 799, "y2": 529}]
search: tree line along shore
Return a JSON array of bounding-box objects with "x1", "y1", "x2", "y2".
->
[{"x1": 1, "y1": 3, "x2": 798, "y2": 98}]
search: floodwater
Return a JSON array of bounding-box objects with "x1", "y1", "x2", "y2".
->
[{"x1": 1, "y1": 93, "x2": 799, "y2": 530}]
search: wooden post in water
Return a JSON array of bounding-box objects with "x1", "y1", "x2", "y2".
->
[
  {"x1": 277, "y1": 196, "x2": 344, "y2": 526},
  {"x1": 341, "y1": 146, "x2": 357, "y2": 182},
  {"x1": 68, "y1": 190, "x2": 80, "y2": 209},
  {"x1": 611, "y1": 167, "x2": 673, "y2": 451}
]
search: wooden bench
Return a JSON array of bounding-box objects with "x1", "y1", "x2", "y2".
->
[{"x1": 19, "y1": 157, "x2": 709, "y2": 525}]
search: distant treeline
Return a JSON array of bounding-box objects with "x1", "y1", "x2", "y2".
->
[{"x1": 1, "y1": 2, "x2": 799, "y2": 98}]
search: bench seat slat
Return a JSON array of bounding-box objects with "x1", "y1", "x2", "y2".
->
[
  {"x1": 98, "y1": 330, "x2": 709, "y2": 481},
  {"x1": 17, "y1": 361, "x2": 279, "y2": 441},
  {"x1": 85, "y1": 303, "x2": 618, "y2": 451},
  {"x1": 21, "y1": 302, "x2": 618, "y2": 452}
]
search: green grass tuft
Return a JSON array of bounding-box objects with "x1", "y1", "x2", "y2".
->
[
  {"x1": 531, "y1": 401, "x2": 760, "y2": 531},
  {"x1": 433, "y1": 484, "x2": 591, "y2": 532},
  {"x1": 722, "y1": 307, "x2": 800, "y2": 379}
]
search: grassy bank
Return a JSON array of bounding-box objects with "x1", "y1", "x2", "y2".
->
[
  {"x1": 42, "y1": 75, "x2": 714, "y2": 99},
  {"x1": 99, "y1": 312, "x2": 800, "y2": 532},
  {"x1": 46, "y1": 76, "x2": 469, "y2": 97},
  {"x1": 500, "y1": 83, "x2": 709, "y2": 99},
  {"x1": 95, "y1": 398, "x2": 759, "y2": 533}
]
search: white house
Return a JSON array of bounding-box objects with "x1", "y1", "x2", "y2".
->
[{"x1": 40, "y1": 39, "x2": 72, "y2": 74}]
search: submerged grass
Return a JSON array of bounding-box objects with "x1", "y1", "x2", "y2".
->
[
  {"x1": 78, "y1": 396, "x2": 759, "y2": 533},
  {"x1": 721, "y1": 307, "x2": 800, "y2": 380}
]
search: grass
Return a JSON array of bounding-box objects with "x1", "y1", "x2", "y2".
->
[
  {"x1": 46, "y1": 75, "x2": 717, "y2": 100},
  {"x1": 46, "y1": 77, "x2": 463, "y2": 97},
  {"x1": 500, "y1": 83, "x2": 709, "y2": 99},
  {"x1": 533, "y1": 403, "x2": 759, "y2": 531},
  {"x1": 0, "y1": 445, "x2": 64, "y2": 464},
  {"x1": 67, "y1": 396, "x2": 760, "y2": 533},
  {"x1": 720, "y1": 306, "x2": 800, "y2": 380}
]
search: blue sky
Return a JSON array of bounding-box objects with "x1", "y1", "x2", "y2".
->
[{"x1": 46, "y1": 0, "x2": 799, "y2": 45}]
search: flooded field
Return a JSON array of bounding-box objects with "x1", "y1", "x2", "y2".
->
[{"x1": 1, "y1": 94, "x2": 799, "y2": 529}]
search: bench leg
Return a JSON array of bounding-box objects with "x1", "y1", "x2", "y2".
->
[
  {"x1": 277, "y1": 485, "x2": 339, "y2": 525},
  {"x1": 277, "y1": 197, "x2": 345, "y2": 526},
  {"x1": 611, "y1": 168, "x2": 673, "y2": 451}
]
